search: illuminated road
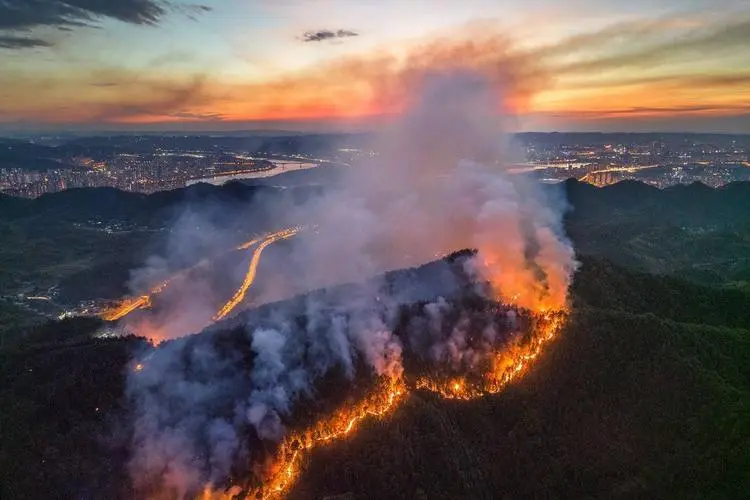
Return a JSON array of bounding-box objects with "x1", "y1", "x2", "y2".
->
[
  {"x1": 101, "y1": 229, "x2": 299, "y2": 323},
  {"x1": 100, "y1": 281, "x2": 168, "y2": 321},
  {"x1": 213, "y1": 227, "x2": 300, "y2": 321}
]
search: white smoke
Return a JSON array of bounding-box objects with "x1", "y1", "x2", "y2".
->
[
  {"x1": 125, "y1": 67, "x2": 577, "y2": 496},
  {"x1": 127, "y1": 295, "x2": 407, "y2": 496},
  {"x1": 282, "y1": 70, "x2": 576, "y2": 310}
]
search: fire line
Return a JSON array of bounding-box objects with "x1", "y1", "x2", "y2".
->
[
  {"x1": 203, "y1": 310, "x2": 566, "y2": 500},
  {"x1": 119, "y1": 226, "x2": 566, "y2": 500}
]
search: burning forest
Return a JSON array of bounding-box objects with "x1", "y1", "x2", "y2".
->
[
  {"x1": 109, "y1": 67, "x2": 578, "y2": 499},
  {"x1": 126, "y1": 252, "x2": 568, "y2": 499}
]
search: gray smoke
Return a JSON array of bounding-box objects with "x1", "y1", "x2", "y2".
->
[
  {"x1": 280, "y1": 70, "x2": 576, "y2": 310},
  {"x1": 127, "y1": 292, "x2": 407, "y2": 495}
]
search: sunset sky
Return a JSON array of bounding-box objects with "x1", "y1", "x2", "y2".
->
[{"x1": 1, "y1": 0, "x2": 748, "y2": 133}]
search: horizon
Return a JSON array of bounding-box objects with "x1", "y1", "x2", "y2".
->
[{"x1": 4, "y1": 129, "x2": 750, "y2": 139}]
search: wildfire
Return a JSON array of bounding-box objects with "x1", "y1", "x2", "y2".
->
[
  {"x1": 203, "y1": 309, "x2": 566, "y2": 500},
  {"x1": 236, "y1": 235, "x2": 265, "y2": 251},
  {"x1": 203, "y1": 376, "x2": 406, "y2": 500},
  {"x1": 213, "y1": 227, "x2": 301, "y2": 322},
  {"x1": 415, "y1": 311, "x2": 565, "y2": 400},
  {"x1": 120, "y1": 224, "x2": 568, "y2": 499}
]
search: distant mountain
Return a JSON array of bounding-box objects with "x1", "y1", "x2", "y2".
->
[
  {"x1": 0, "y1": 181, "x2": 313, "y2": 224},
  {"x1": 0, "y1": 138, "x2": 77, "y2": 171},
  {"x1": 565, "y1": 178, "x2": 750, "y2": 225},
  {"x1": 2, "y1": 178, "x2": 750, "y2": 308},
  {"x1": 4, "y1": 175, "x2": 749, "y2": 226},
  {"x1": 564, "y1": 179, "x2": 750, "y2": 285}
]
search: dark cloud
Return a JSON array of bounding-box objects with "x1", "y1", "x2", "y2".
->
[
  {"x1": 0, "y1": 35, "x2": 52, "y2": 49},
  {"x1": 302, "y1": 29, "x2": 359, "y2": 43},
  {"x1": 86, "y1": 75, "x2": 214, "y2": 122},
  {"x1": 543, "y1": 16, "x2": 750, "y2": 75},
  {"x1": 0, "y1": 0, "x2": 211, "y2": 49}
]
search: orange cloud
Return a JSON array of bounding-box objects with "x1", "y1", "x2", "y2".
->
[{"x1": 0, "y1": 28, "x2": 548, "y2": 126}]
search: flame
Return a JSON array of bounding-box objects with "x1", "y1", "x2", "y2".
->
[
  {"x1": 236, "y1": 235, "x2": 265, "y2": 251},
  {"x1": 119, "y1": 224, "x2": 569, "y2": 498},
  {"x1": 203, "y1": 309, "x2": 566, "y2": 500},
  {"x1": 415, "y1": 311, "x2": 565, "y2": 400},
  {"x1": 213, "y1": 227, "x2": 301, "y2": 322},
  {"x1": 203, "y1": 376, "x2": 406, "y2": 500}
]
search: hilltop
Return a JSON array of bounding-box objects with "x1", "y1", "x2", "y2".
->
[{"x1": 1, "y1": 254, "x2": 748, "y2": 498}]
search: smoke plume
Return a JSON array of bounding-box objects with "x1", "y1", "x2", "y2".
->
[
  {"x1": 285, "y1": 69, "x2": 576, "y2": 310},
  {"x1": 125, "y1": 64, "x2": 577, "y2": 497}
]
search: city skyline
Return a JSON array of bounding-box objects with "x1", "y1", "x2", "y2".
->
[{"x1": 1, "y1": 0, "x2": 749, "y2": 133}]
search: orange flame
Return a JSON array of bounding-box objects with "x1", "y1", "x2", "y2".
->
[
  {"x1": 202, "y1": 309, "x2": 566, "y2": 500},
  {"x1": 101, "y1": 294, "x2": 153, "y2": 321},
  {"x1": 415, "y1": 311, "x2": 565, "y2": 400},
  {"x1": 203, "y1": 376, "x2": 407, "y2": 500}
]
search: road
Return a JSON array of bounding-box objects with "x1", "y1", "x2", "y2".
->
[{"x1": 100, "y1": 227, "x2": 300, "y2": 323}]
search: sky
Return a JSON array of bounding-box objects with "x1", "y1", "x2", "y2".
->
[{"x1": 0, "y1": 0, "x2": 748, "y2": 133}]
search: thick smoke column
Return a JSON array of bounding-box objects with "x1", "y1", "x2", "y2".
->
[
  {"x1": 126, "y1": 66, "x2": 577, "y2": 497},
  {"x1": 288, "y1": 69, "x2": 576, "y2": 310}
]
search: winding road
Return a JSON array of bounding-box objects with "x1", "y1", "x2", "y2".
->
[{"x1": 101, "y1": 227, "x2": 301, "y2": 323}]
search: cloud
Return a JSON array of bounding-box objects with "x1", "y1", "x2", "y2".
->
[
  {"x1": 0, "y1": 0, "x2": 211, "y2": 49},
  {"x1": 558, "y1": 104, "x2": 750, "y2": 118},
  {"x1": 302, "y1": 29, "x2": 359, "y2": 43},
  {"x1": 167, "y1": 111, "x2": 225, "y2": 121},
  {"x1": 0, "y1": 71, "x2": 214, "y2": 124},
  {"x1": 537, "y1": 16, "x2": 750, "y2": 76},
  {"x1": 0, "y1": 30, "x2": 539, "y2": 126},
  {"x1": 0, "y1": 35, "x2": 52, "y2": 49},
  {"x1": 1, "y1": 13, "x2": 748, "y2": 133},
  {"x1": 90, "y1": 75, "x2": 213, "y2": 122},
  {"x1": 552, "y1": 71, "x2": 750, "y2": 92}
]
